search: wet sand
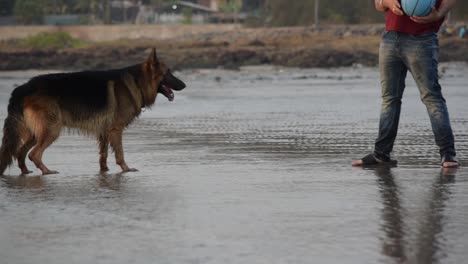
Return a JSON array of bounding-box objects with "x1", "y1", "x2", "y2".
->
[{"x1": 0, "y1": 64, "x2": 467, "y2": 263}]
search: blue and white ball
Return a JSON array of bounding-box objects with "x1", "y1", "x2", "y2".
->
[{"x1": 401, "y1": 0, "x2": 436, "y2": 17}]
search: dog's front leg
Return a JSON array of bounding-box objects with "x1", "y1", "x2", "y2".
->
[
  {"x1": 109, "y1": 128, "x2": 138, "y2": 172},
  {"x1": 98, "y1": 134, "x2": 110, "y2": 172}
]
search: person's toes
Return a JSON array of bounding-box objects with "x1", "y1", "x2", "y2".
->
[{"x1": 351, "y1": 159, "x2": 363, "y2": 166}]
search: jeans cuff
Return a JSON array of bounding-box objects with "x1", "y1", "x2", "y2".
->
[{"x1": 373, "y1": 150, "x2": 391, "y2": 162}]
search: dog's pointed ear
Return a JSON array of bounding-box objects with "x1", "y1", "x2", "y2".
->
[{"x1": 147, "y1": 48, "x2": 159, "y2": 67}]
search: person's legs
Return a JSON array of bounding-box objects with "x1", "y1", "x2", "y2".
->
[
  {"x1": 352, "y1": 31, "x2": 407, "y2": 166},
  {"x1": 374, "y1": 32, "x2": 408, "y2": 160},
  {"x1": 401, "y1": 32, "x2": 459, "y2": 167}
]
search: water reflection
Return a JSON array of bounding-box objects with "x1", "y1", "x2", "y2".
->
[
  {"x1": 374, "y1": 166, "x2": 406, "y2": 262},
  {"x1": 374, "y1": 166, "x2": 457, "y2": 263},
  {"x1": 0, "y1": 172, "x2": 125, "y2": 192},
  {"x1": 96, "y1": 172, "x2": 124, "y2": 191},
  {"x1": 0, "y1": 174, "x2": 44, "y2": 189}
]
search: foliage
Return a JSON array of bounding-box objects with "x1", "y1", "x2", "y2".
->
[
  {"x1": 220, "y1": 0, "x2": 242, "y2": 13},
  {"x1": 42, "y1": 0, "x2": 75, "y2": 14},
  {"x1": 261, "y1": 0, "x2": 381, "y2": 26},
  {"x1": 22, "y1": 31, "x2": 87, "y2": 49},
  {"x1": 6, "y1": 0, "x2": 468, "y2": 26},
  {"x1": 241, "y1": 0, "x2": 262, "y2": 12},
  {"x1": 147, "y1": 0, "x2": 176, "y2": 5},
  {"x1": 0, "y1": 0, "x2": 15, "y2": 15},
  {"x1": 263, "y1": 0, "x2": 312, "y2": 26},
  {"x1": 182, "y1": 7, "x2": 192, "y2": 24},
  {"x1": 14, "y1": 0, "x2": 45, "y2": 24},
  {"x1": 260, "y1": 0, "x2": 468, "y2": 26}
]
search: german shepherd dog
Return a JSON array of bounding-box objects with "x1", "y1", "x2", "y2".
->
[{"x1": 0, "y1": 48, "x2": 185, "y2": 175}]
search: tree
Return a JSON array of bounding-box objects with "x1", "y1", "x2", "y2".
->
[
  {"x1": 147, "y1": 0, "x2": 175, "y2": 9},
  {"x1": 182, "y1": 6, "x2": 192, "y2": 24},
  {"x1": 220, "y1": 0, "x2": 242, "y2": 23},
  {"x1": 41, "y1": 0, "x2": 76, "y2": 15},
  {"x1": 77, "y1": 0, "x2": 111, "y2": 24},
  {"x1": 259, "y1": 0, "x2": 387, "y2": 26},
  {"x1": 0, "y1": 0, "x2": 16, "y2": 16},
  {"x1": 241, "y1": 0, "x2": 262, "y2": 11},
  {"x1": 452, "y1": 1, "x2": 468, "y2": 20},
  {"x1": 263, "y1": 0, "x2": 315, "y2": 26},
  {"x1": 14, "y1": 0, "x2": 45, "y2": 24}
]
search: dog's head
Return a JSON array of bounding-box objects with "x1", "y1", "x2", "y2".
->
[{"x1": 142, "y1": 48, "x2": 186, "y2": 104}]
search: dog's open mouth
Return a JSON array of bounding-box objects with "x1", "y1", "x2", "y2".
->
[{"x1": 160, "y1": 84, "x2": 174, "y2": 102}]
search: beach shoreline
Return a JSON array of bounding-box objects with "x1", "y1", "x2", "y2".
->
[{"x1": 0, "y1": 24, "x2": 467, "y2": 71}]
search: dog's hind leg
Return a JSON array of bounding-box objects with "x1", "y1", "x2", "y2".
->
[
  {"x1": 23, "y1": 99, "x2": 62, "y2": 175},
  {"x1": 28, "y1": 126, "x2": 60, "y2": 175},
  {"x1": 98, "y1": 134, "x2": 110, "y2": 172},
  {"x1": 109, "y1": 128, "x2": 137, "y2": 172},
  {"x1": 17, "y1": 135, "x2": 36, "y2": 175}
]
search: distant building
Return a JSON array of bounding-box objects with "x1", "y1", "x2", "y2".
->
[
  {"x1": 197, "y1": 0, "x2": 221, "y2": 11},
  {"x1": 111, "y1": 0, "x2": 139, "y2": 23},
  {"x1": 152, "y1": 1, "x2": 217, "y2": 24},
  {"x1": 195, "y1": 0, "x2": 243, "y2": 11},
  {"x1": 198, "y1": 0, "x2": 243, "y2": 11},
  {"x1": 196, "y1": 0, "x2": 263, "y2": 12}
]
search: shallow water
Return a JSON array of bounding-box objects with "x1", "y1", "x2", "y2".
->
[{"x1": 0, "y1": 64, "x2": 467, "y2": 264}]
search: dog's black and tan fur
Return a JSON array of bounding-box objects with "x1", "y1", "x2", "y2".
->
[{"x1": 0, "y1": 48, "x2": 185, "y2": 175}]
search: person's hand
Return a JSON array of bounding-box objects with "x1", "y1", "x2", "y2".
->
[
  {"x1": 410, "y1": 7, "x2": 442, "y2": 24},
  {"x1": 385, "y1": 0, "x2": 404, "y2": 16}
]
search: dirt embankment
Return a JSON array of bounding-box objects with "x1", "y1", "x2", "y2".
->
[{"x1": 0, "y1": 24, "x2": 467, "y2": 71}]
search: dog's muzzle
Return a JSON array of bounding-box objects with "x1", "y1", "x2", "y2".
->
[{"x1": 159, "y1": 71, "x2": 186, "y2": 102}]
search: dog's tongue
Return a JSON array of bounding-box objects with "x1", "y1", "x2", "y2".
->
[{"x1": 160, "y1": 85, "x2": 174, "y2": 102}]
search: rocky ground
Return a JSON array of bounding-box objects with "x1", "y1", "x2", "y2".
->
[{"x1": 0, "y1": 24, "x2": 467, "y2": 71}]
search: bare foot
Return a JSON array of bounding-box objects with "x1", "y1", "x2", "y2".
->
[
  {"x1": 351, "y1": 159, "x2": 363, "y2": 166},
  {"x1": 100, "y1": 166, "x2": 110, "y2": 172},
  {"x1": 442, "y1": 161, "x2": 460, "y2": 168}
]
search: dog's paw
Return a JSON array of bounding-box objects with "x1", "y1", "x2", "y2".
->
[
  {"x1": 123, "y1": 168, "x2": 138, "y2": 173},
  {"x1": 21, "y1": 170, "x2": 33, "y2": 175},
  {"x1": 42, "y1": 170, "x2": 59, "y2": 175}
]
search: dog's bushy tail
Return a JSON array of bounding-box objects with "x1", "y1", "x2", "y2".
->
[
  {"x1": 0, "y1": 115, "x2": 21, "y2": 175},
  {"x1": 0, "y1": 84, "x2": 29, "y2": 175}
]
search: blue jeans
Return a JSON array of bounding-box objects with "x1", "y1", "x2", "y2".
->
[{"x1": 374, "y1": 31, "x2": 456, "y2": 159}]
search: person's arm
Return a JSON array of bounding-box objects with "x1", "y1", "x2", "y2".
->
[
  {"x1": 375, "y1": 0, "x2": 404, "y2": 16},
  {"x1": 438, "y1": 0, "x2": 457, "y2": 17},
  {"x1": 411, "y1": 0, "x2": 457, "y2": 23}
]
